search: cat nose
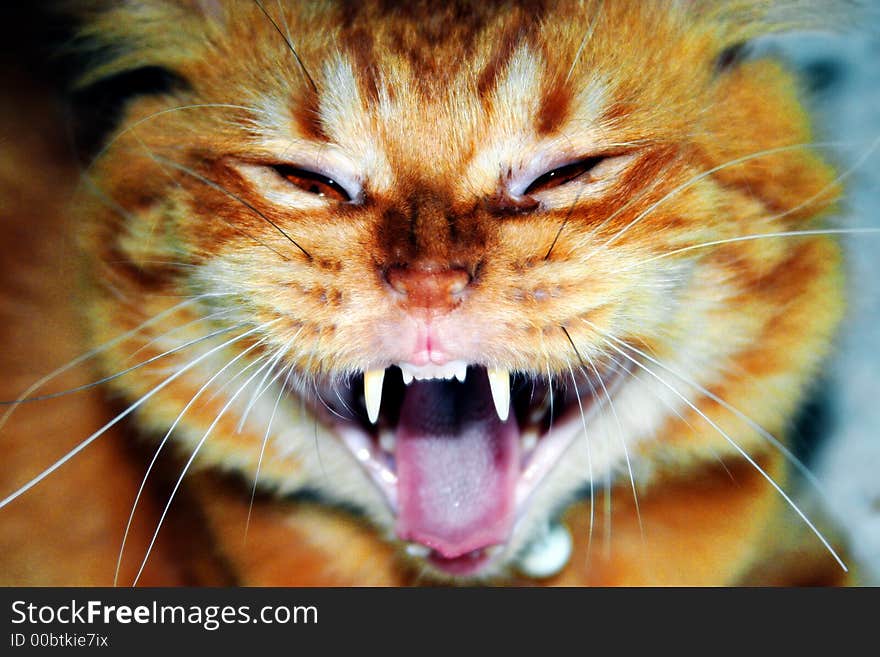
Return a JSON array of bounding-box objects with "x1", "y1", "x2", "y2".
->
[{"x1": 384, "y1": 262, "x2": 472, "y2": 314}]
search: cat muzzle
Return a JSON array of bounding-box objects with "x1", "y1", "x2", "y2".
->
[{"x1": 313, "y1": 361, "x2": 626, "y2": 577}]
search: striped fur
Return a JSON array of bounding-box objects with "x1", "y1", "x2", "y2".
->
[{"x1": 1, "y1": 0, "x2": 856, "y2": 584}]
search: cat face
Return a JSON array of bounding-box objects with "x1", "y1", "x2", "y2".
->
[{"x1": 76, "y1": 0, "x2": 843, "y2": 580}]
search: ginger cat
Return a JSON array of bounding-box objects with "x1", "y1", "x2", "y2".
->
[{"x1": 0, "y1": 0, "x2": 861, "y2": 585}]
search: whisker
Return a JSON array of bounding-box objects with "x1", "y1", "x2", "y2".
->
[
  {"x1": 204, "y1": 338, "x2": 275, "y2": 404},
  {"x1": 0, "y1": 320, "x2": 280, "y2": 512},
  {"x1": 570, "y1": 168, "x2": 670, "y2": 254},
  {"x1": 331, "y1": 383, "x2": 358, "y2": 419},
  {"x1": 0, "y1": 294, "x2": 232, "y2": 418},
  {"x1": 581, "y1": 141, "x2": 853, "y2": 264},
  {"x1": 627, "y1": 227, "x2": 880, "y2": 270},
  {"x1": 311, "y1": 398, "x2": 327, "y2": 480},
  {"x1": 253, "y1": 0, "x2": 319, "y2": 94},
  {"x1": 124, "y1": 307, "x2": 235, "y2": 362},
  {"x1": 79, "y1": 103, "x2": 257, "y2": 180},
  {"x1": 597, "y1": 352, "x2": 742, "y2": 483},
  {"x1": 597, "y1": 334, "x2": 848, "y2": 572},
  {"x1": 561, "y1": 327, "x2": 622, "y2": 554},
  {"x1": 114, "y1": 333, "x2": 274, "y2": 585},
  {"x1": 564, "y1": 10, "x2": 601, "y2": 85},
  {"x1": 303, "y1": 337, "x2": 329, "y2": 481},
  {"x1": 132, "y1": 341, "x2": 282, "y2": 585},
  {"x1": 149, "y1": 154, "x2": 311, "y2": 260},
  {"x1": 617, "y1": 134, "x2": 880, "y2": 270},
  {"x1": 245, "y1": 361, "x2": 297, "y2": 542},
  {"x1": 0, "y1": 323, "x2": 243, "y2": 407},
  {"x1": 236, "y1": 333, "x2": 299, "y2": 432},
  {"x1": 104, "y1": 260, "x2": 199, "y2": 269},
  {"x1": 585, "y1": 348, "x2": 644, "y2": 541},
  {"x1": 544, "y1": 188, "x2": 584, "y2": 261},
  {"x1": 592, "y1": 322, "x2": 827, "y2": 495},
  {"x1": 565, "y1": 363, "x2": 595, "y2": 561}
]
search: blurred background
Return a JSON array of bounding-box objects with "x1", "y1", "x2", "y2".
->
[{"x1": 764, "y1": 23, "x2": 880, "y2": 583}]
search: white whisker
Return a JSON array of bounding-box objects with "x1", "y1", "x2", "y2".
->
[
  {"x1": 245, "y1": 361, "x2": 297, "y2": 542},
  {"x1": 581, "y1": 141, "x2": 851, "y2": 264},
  {"x1": 0, "y1": 294, "x2": 231, "y2": 427},
  {"x1": 79, "y1": 103, "x2": 257, "y2": 181},
  {"x1": 598, "y1": 335, "x2": 848, "y2": 572},
  {"x1": 584, "y1": 350, "x2": 643, "y2": 541},
  {"x1": 113, "y1": 333, "x2": 274, "y2": 585},
  {"x1": 132, "y1": 342, "x2": 283, "y2": 585},
  {"x1": 0, "y1": 320, "x2": 279, "y2": 512},
  {"x1": 124, "y1": 307, "x2": 235, "y2": 362},
  {"x1": 565, "y1": 363, "x2": 595, "y2": 559},
  {"x1": 594, "y1": 324, "x2": 827, "y2": 495},
  {"x1": 236, "y1": 336, "x2": 297, "y2": 433},
  {"x1": 627, "y1": 227, "x2": 880, "y2": 270},
  {"x1": 0, "y1": 323, "x2": 245, "y2": 408}
]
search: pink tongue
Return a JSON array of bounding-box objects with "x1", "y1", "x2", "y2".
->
[{"x1": 395, "y1": 375, "x2": 520, "y2": 559}]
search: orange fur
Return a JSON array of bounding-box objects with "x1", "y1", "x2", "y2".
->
[{"x1": 0, "y1": 1, "x2": 856, "y2": 585}]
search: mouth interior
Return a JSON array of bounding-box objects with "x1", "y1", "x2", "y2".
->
[
  {"x1": 317, "y1": 364, "x2": 612, "y2": 575},
  {"x1": 395, "y1": 370, "x2": 520, "y2": 560}
]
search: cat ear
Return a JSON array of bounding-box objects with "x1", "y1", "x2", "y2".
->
[
  {"x1": 56, "y1": 0, "x2": 219, "y2": 159},
  {"x1": 713, "y1": 41, "x2": 750, "y2": 73},
  {"x1": 60, "y1": 0, "x2": 227, "y2": 89},
  {"x1": 694, "y1": 0, "x2": 868, "y2": 38},
  {"x1": 683, "y1": 0, "x2": 869, "y2": 74}
]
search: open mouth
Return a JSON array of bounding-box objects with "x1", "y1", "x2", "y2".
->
[{"x1": 313, "y1": 360, "x2": 624, "y2": 577}]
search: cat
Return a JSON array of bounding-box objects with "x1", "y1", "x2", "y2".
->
[{"x1": 0, "y1": 0, "x2": 868, "y2": 585}]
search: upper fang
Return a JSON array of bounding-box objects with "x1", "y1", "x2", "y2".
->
[
  {"x1": 364, "y1": 368, "x2": 385, "y2": 424},
  {"x1": 487, "y1": 368, "x2": 510, "y2": 422}
]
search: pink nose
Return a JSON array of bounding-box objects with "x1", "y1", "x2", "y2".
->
[{"x1": 385, "y1": 263, "x2": 471, "y2": 314}]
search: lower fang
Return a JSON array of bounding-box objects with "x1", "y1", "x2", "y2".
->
[
  {"x1": 380, "y1": 430, "x2": 395, "y2": 453},
  {"x1": 405, "y1": 543, "x2": 431, "y2": 558},
  {"x1": 530, "y1": 397, "x2": 550, "y2": 424},
  {"x1": 521, "y1": 429, "x2": 538, "y2": 453},
  {"x1": 484, "y1": 545, "x2": 504, "y2": 558},
  {"x1": 515, "y1": 523, "x2": 573, "y2": 579}
]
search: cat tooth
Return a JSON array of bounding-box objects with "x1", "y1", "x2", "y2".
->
[
  {"x1": 364, "y1": 368, "x2": 385, "y2": 424},
  {"x1": 530, "y1": 396, "x2": 550, "y2": 424},
  {"x1": 485, "y1": 545, "x2": 504, "y2": 558},
  {"x1": 487, "y1": 368, "x2": 510, "y2": 422},
  {"x1": 515, "y1": 523, "x2": 573, "y2": 579},
  {"x1": 379, "y1": 429, "x2": 396, "y2": 454},
  {"x1": 405, "y1": 543, "x2": 431, "y2": 558},
  {"x1": 521, "y1": 428, "x2": 538, "y2": 453},
  {"x1": 397, "y1": 360, "x2": 470, "y2": 383}
]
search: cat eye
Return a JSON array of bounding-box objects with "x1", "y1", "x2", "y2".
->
[
  {"x1": 271, "y1": 164, "x2": 351, "y2": 202},
  {"x1": 523, "y1": 156, "x2": 605, "y2": 196}
]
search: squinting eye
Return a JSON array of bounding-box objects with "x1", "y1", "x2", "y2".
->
[
  {"x1": 523, "y1": 156, "x2": 605, "y2": 195},
  {"x1": 272, "y1": 164, "x2": 351, "y2": 202}
]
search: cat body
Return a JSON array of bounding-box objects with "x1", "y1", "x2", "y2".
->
[{"x1": 0, "y1": 0, "x2": 856, "y2": 585}]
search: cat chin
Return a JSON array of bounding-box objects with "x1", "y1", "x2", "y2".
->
[{"x1": 152, "y1": 284, "x2": 716, "y2": 580}]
